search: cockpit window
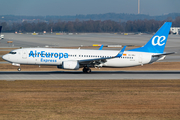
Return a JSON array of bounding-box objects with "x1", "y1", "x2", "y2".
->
[{"x1": 9, "y1": 52, "x2": 17, "y2": 54}]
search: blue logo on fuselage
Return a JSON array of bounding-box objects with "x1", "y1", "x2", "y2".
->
[{"x1": 29, "y1": 50, "x2": 68, "y2": 62}]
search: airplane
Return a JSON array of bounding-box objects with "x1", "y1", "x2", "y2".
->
[{"x1": 2, "y1": 22, "x2": 175, "y2": 73}]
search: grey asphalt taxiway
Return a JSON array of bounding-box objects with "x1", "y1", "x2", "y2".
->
[{"x1": 0, "y1": 71, "x2": 180, "y2": 80}]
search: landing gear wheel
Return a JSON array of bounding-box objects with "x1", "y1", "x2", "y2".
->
[
  {"x1": 86, "y1": 69, "x2": 91, "y2": 73},
  {"x1": 83, "y1": 68, "x2": 86, "y2": 73},
  {"x1": 17, "y1": 68, "x2": 21, "y2": 71},
  {"x1": 82, "y1": 67, "x2": 91, "y2": 73}
]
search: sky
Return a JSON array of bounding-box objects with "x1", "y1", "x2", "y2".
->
[{"x1": 0, "y1": 0, "x2": 180, "y2": 16}]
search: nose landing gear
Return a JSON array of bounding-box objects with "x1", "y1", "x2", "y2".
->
[
  {"x1": 82, "y1": 66, "x2": 91, "y2": 73},
  {"x1": 17, "y1": 67, "x2": 21, "y2": 71}
]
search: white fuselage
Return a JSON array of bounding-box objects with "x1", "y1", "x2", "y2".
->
[{"x1": 2, "y1": 48, "x2": 160, "y2": 68}]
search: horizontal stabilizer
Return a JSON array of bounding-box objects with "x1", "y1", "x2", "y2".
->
[{"x1": 152, "y1": 52, "x2": 175, "y2": 57}]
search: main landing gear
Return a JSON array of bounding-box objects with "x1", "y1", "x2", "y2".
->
[{"x1": 82, "y1": 66, "x2": 91, "y2": 73}]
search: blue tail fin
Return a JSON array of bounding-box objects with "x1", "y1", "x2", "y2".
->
[{"x1": 128, "y1": 22, "x2": 172, "y2": 53}]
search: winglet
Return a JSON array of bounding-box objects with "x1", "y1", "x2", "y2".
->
[
  {"x1": 99, "y1": 45, "x2": 103, "y2": 50},
  {"x1": 116, "y1": 46, "x2": 126, "y2": 58}
]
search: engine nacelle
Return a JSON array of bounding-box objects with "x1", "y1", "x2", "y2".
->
[{"x1": 62, "y1": 60, "x2": 79, "y2": 70}]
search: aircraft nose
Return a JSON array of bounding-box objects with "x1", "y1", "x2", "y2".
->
[{"x1": 2, "y1": 54, "x2": 8, "y2": 61}]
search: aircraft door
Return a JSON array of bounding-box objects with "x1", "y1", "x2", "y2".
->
[
  {"x1": 22, "y1": 50, "x2": 27, "y2": 59},
  {"x1": 138, "y1": 54, "x2": 143, "y2": 64}
]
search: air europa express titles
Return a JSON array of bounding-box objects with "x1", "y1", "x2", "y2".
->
[{"x1": 29, "y1": 50, "x2": 68, "y2": 59}]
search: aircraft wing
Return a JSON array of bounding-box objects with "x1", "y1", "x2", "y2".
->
[{"x1": 79, "y1": 46, "x2": 126, "y2": 65}]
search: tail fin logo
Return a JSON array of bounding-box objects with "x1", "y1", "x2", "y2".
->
[{"x1": 152, "y1": 36, "x2": 166, "y2": 46}]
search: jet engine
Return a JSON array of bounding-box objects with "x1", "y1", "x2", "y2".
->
[{"x1": 62, "y1": 60, "x2": 79, "y2": 70}]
